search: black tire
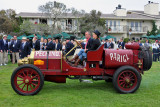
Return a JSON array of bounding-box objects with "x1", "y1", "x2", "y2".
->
[
  {"x1": 141, "y1": 46, "x2": 150, "y2": 71},
  {"x1": 11, "y1": 64, "x2": 44, "y2": 96},
  {"x1": 147, "y1": 50, "x2": 152, "y2": 70},
  {"x1": 113, "y1": 66, "x2": 141, "y2": 94}
]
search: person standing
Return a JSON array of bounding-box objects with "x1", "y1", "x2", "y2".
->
[
  {"x1": 138, "y1": 40, "x2": 142, "y2": 46},
  {"x1": 152, "y1": 40, "x2": 159, "y2": 62},
  {"x1": 32, "y1": 36, "x2": 40, "y2": 50},
  {"x1": 118, "y1": 38, "x2": 125, "y2": 49},
  {"x1": 40, "y1": 37, "x2": 44, "y2": 50},
  {"x1": 20, "y1": 37, "x2": 31, "y2": 59},
  {"x1": 10, "y1": 36, "x2": 21, "y2": 64},
  {"x1": 158, "y1": 41, "x2": 160, "y2": 62},
  {"x1": 46, "y1": 37, "x2": 55, "y2": 50},
  {"x1": 55, "y1": 39, "x2": 61, "y2": 51},
  {"x1": 0, "y1": 35, "x2": 8, "y2": 66},
  {"x1": 104, "y1": 38, "x2": 108, "y2": 49},
  {"x1": 108, "y1": 38, "x2": 114, "y2": 49},
  {"x1": 42, "y1": 39, "x2": 48, "y2": 50},
  {"x1": 65, "y1": 38, "x2": 75, "y2": 56}
]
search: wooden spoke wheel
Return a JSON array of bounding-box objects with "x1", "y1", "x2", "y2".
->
[
  {"x1": 113, "y1": 66, "x2": 141, "y2": 94},
  {"x1": 11, "y1": 64, "x2": 44, "y2": 95}
]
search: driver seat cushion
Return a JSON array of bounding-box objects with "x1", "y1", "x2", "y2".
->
[{"x1": 87, "y1": 44, "x2": 104, "y2": 61}]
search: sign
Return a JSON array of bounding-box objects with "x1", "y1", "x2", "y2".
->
[
  {"x1": 110, "y1": 53, "x2": 129, "y2": 63},
  {"x1": 34, "y1": 51, "x2": 61, "y2": 59}
]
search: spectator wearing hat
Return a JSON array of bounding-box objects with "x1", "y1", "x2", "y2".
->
[
  {"x1": 152, "y1": 40, "x2": 159, "y2": 62},
  {"x1": 118, "y1": 38, "x2": 125, "y2": 49},
  {"x1": 20, "y1": 37, "x2": 31, "y2": 59},
  {"x1": 71, "y1": 30, "x2": 101, "y2": 66},
  {"x1": 69, "y1": 31, "x2": 93, "y2": 64},
  {"x1": 10, "y1": 36, "x2": 21, "y2": 64},
  {"x1": 46, "y1": 37, "x2": 55, "y2": 50},
  {"x1": 0, "y1": 35, "x2": 8, "y2": 66}
]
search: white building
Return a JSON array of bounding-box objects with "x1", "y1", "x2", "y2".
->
[{"x1": 16, "y1": 1, "x2": 160, "y2": 40}]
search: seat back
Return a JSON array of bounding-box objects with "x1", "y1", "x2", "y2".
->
[{"x1": 87, "y1": 44, "x2": 104, "y2": 61}]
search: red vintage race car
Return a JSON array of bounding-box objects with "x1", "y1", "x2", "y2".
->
[{"x1": 11, "y1": 41, "x2": 152, "y2": 95}]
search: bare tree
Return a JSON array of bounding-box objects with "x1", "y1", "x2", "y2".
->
[{"x1": 70, "y1": 7, "x2": 85, "y2": 36}]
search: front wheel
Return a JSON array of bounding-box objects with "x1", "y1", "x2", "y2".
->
[
  {"x1": 113, "y1": 66, "x2": 141, "y2": 94},
  {"x1": 11, "y1": 64, "x2": 44, "y2": 95}
]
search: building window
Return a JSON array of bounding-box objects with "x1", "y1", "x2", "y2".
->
[{"x1": 40, "y1": 19, "x2": 47, "y2": 24}]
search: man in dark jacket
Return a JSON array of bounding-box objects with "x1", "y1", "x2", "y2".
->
[
  {"x1": 0, "y1": 35, "x2": 8, "y2": 66},
  {"x1": 33, "y1": 36, "x2": 40, "y2": 50},
  {"x1": 104, "y1": 39, "x2": 108, "y2": 48},
  {"x1": 55, "y1": 39, "x2": 61, "y2": 51},
  {"x1": 20, "y1": 37, "x2": 31, "y2": 59},
  {"x1": 46, "y1": 37, "x2": 55, "y2": 50},
  {"x1": 10, "y1": 36, "x2": 21, "y2": 64},
  {"x1": 65, "y1": 38, "x2": 75, "y2": 56},
  {"x1": 108, "y1": 38, "x2": 114, "y2": 49},
  {"x1": 118, "y1": 38, "x2": 125, "y2": 49},
  {"x1": 69, "y1": 31, "x2": 93, "y2": 63}
]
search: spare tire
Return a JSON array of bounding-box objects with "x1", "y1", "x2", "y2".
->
[
  {"x1": 140, "y1": 46, "x2": 150, "y2": 71},
  {"x1": 147, "y1": 49, "x2": 152, "y2": 70}
]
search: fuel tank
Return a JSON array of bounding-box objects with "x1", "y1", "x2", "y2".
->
[{"x1": 104, "y1": 49, "x2": 133, "y2": 68}]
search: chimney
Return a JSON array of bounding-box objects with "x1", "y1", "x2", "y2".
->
[
  {"x1": 113, "y1": 4, "x2": 126, "y2": 16},
  {"x1": 144, "y1": 1, "x2": 159, "y2": 15}
]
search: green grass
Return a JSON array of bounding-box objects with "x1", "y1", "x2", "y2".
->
[{"x1": 0, "y1": 62, "x2": 160, "y2": 107}]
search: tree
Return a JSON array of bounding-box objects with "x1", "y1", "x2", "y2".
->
[
  {"x1": 0, "y1": 9, "x2": 18, "y2": 34},
  {"x1": 20, "y1": 20, "x2": 34, "y2": 35},
  {"x1": 70, "y1": 7, "x2": 85, "y2": 36},
  {"x1": 38, "y1": 1, "x2": 70, "y2": 35},
  {"x1": 80, "y1": 10, "x2": 106, "y2": 36},
  {"x1": 147, "y1": 20, "x2": 158, "y2": 36}
]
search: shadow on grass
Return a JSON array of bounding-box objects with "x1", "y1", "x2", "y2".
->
[{"x1": 40, "y1": 80, "x2": 116, "y2": 95}]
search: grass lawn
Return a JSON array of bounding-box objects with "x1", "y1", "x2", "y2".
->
[{"x1": 0, "y1": 62, "x2": 160, "y2": 107}]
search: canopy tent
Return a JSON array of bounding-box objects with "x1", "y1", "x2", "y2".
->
[
  {"x1": 7, "y1": 35, "x2": 12, "y2": 40},
  {"x1": 155, "y1": 34, "x2": 160, "y2": 38},
  {"x1": 148, "y1": 35, "x2": 157, "y2": 39},
  {"x1": 100, "y1": 37, "x2": 105, "y2": 41},
  {"x1": 105, "y1": 35, "x2": 116, "y2": 40},
  {"x1": 142, "y1": 35, "x2": 149, "y2": 38},
  {"x1": 76, "y1": 36, "x2": 86, "y2": 40},
  {"x1": 17, "y1": 34, "x2": 27, "y2": 40}
]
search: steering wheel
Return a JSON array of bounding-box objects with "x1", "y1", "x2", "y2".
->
[{"x1": 75, "y1": 40, "x2": 82, "y2": 48}]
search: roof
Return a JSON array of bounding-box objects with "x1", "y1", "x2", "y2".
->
[{"x1": 16, "y1": 10, "x2": 160, "y2": 20}]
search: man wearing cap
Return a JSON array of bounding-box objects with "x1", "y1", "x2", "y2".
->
[
  {"x1": 20, "y1": 37, "x2": 31, "y2": 59},
  {"x1": 0, "y1": 35, "x2": 8, "y2": 66},
  {"x1": 10, "y1": 36, "x2": 21, "y2": 64},
  {"x1": 152, "y1": 40, "x2": 159, "y2": 62},
  {"x1": 46, "y1": 37, "x2": 55, "y2": 50}
]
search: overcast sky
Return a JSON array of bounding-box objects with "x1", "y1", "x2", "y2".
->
[{"x1": 0, "y1": 0, "x2": 160, "y2": 14}]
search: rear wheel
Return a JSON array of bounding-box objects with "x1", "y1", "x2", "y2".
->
[
  {"x1": 113, "y1": 66, "x2": 141, "y2": 94},
  {"x1": 11, "y1": 64, "x2": 44, "y2": 95}
]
